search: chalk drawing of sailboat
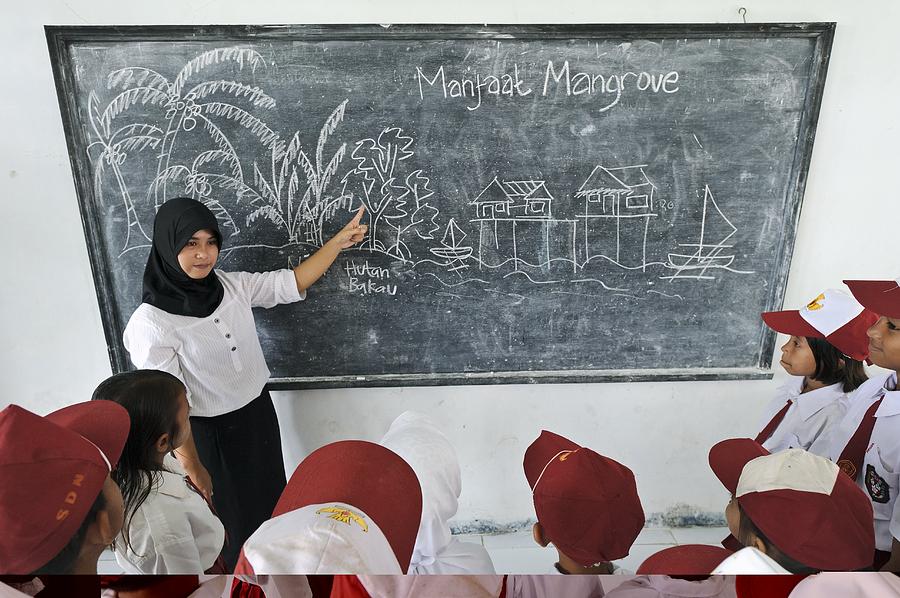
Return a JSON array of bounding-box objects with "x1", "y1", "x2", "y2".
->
[
  {"x1": 663, "y1": 185, "x2": 737, "y2": 280},
  {"x1": 430, "y1": 219, "x2": 474, "y2": 272}
]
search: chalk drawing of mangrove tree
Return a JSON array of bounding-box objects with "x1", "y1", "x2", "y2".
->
[
  {"x1": 246, "y1": 100, "x2": 352, "y2": 247},
  {"x1": 339, "y1": 127, "x2": 441, "y2": 261}
]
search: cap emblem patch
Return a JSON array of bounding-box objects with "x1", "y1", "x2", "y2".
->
[
  {"x1": 806, "y1": 293, "x2": 826, "y2": 311},
  {"x1": 316, "y1": 506, "x2": 369, "y2": 532}
]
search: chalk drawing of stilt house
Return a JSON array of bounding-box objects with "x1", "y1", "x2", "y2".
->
[
  {"x1": 470, "y1": 177, "x2": 576, "y2": 272},
  {"x1": 575, "y1": 165, "x2": 658, "y2": 270},
  {"x1": 471, "y1": 177, "x2": 555, "y2": 220}
]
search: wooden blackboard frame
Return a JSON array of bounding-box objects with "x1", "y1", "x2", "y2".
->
[{"x1": 47, "y1": 23, "x2": 835, "y2": 388}]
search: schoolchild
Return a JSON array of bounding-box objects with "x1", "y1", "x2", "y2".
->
[
  {"x1": 378, "y1": 411, "x2": 495, "y2": 574},
  {"x1": 757, "y1": 288, "x2": 874, "y2": 455},
  {"x1": 819, "y1": 277, "x2": 900, "y2": 571},
  {"x1": 709, "y1": 438, "x2": 874, "y2": 573},
  {"x1": 123, "y1": 197, "x2": 367, "y2": 567},
  {"x1": 92, "y1": 370, "x2": 226, "y2": 574},
  {"x1": 236, "y1": 439, "x2": 422, "y2": 575},
  {"x1": 0, "y1": 401, "x2": 129, "y2": 575},
  {"x1": 513, "y1": 429, "x2": 644, "y2": 598}
]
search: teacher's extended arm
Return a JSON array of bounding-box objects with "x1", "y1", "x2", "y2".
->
[{"x1": 293, "y1": 206, "x2": 368, "y2": 293}]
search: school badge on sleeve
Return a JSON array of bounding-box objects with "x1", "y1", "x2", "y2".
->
[{"x1": 865, "y1": 464, "x2": 891, "y2": 504}]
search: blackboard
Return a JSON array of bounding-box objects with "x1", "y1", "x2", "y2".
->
[{"x1": 47, "y1": 24, "x2": 834, "y2": 388}]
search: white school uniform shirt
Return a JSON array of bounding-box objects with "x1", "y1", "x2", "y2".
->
[
  {"x1": 101, "y1": 576, "x2": 233, "y2": 598},
  {"x1": 379, "y1": 411, "x2": 496, "y2": 574},
  {"x1": 820, "y1": 372, "x2": 900, "y2": 551},
  {"x1": 506, "y1": 574, "x2": 607, "y2": 598},
  {"x1": 506, "y1": 565, "x2": 629, "y2": 598},
  {"x1": 757, "y1": 376, "x2": 848, "y2": 456},
  {"x1": 235, "y1": 575, "x2": 313, "y2": 598},
  {"x1": 788, "y1": 573, "x2": 900, "y2": 598},
  {"x1": 358, "y1": 576, "x2": 503, "y2": 598},
  {"x1": 114, "y1": 455, "x2": 226, "y2": 573},
  {"x1": 604, "y1": 576, "x2": 737, "y2": 598},
  {"x1": 124, "y1": 270, "x2": 304, "y2": 417},
  {"x1": 0, "y1": 583, "x2": 36, "y2": 598}
]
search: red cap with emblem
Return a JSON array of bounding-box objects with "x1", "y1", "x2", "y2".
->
[
  {"x1": 524, "y1": 430, "x2": 645, "y2": 565},
  {"x1": 267, "y1": 440, "x2": 422, "y2": 572},
  {"x1": 709, "y1": 438, "x2": 874, "y2": 571},
  {"x1": 0, "y1": 402, "x2": 129, "y2": 574},
  {"x1": 761, "y1": 288, "x2": 878, "y2": 361},
  {"x1": 844, "y1": 278, "x2": 900, "y2": 319}
]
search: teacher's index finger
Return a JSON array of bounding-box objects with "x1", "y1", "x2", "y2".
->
[{"x1": 350, "y1": 204, "x2": 366, "y2": 226}]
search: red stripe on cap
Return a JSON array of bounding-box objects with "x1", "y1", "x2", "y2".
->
[
  {"x1": 844, "y1": 279, "x2": 900, "y2": 319},
  {"x1": 826, "y1": 308, "x2": 879, "y2": 361}
]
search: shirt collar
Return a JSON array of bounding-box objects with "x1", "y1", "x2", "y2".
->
[
  {"x1": 876, "y1": 373, "x2": 900, "y2": 417},
  {"x1": 792, "y1": 382, "x2": 844, "y2": 420},
  {"x1": 155, "y1": 455, "x2": 190, "y2": 499}
]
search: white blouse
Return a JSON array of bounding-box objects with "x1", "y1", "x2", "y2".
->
[
  {"x1": 820, "y1": 372, "x2": 900, "y2": 551},
  {"x1": 123, "y1": 270, "x2": 303, "y2": 417},
  {"x1": 114, "y1": 456, "x2": 226, "y2": 574},
  {"x1": 756, "y1": 375, "x2": 848, "y2": 456}
]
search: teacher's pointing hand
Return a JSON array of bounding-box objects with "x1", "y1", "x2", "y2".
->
[{"x1": 332, "y1": 205, "x2": 368, "y2": 249}]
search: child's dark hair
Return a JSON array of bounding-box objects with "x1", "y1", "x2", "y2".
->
[
  {"x1": 91, "y1": 369, "x2": 186, "y2": 554},
  {"x1": 735, "y1": 502, "x2": 819, "y2": 574},
  {"x1": 806, "y1": 336, "x2": 868, "y2": 393},
  {"x1": 31, "y1": 490, "x2": 107, "y2": 574}
]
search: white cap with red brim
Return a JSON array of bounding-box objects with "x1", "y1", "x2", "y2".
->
[{"x1": 762, "y1": 288, "x2": 877, "y2": 361}]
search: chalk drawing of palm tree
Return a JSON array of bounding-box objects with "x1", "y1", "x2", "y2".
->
[
  {"x1": 87, "y1": 91, "x2": 163, "y2": 251},
  {"x1": 245, "y1": 100, "x2": 351, "y2": 248},
  {"x1": 89, "y1": 46, "x2": 280, "y2": 246}
]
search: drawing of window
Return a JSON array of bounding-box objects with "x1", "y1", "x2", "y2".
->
[
  {"x1": 626, "y1": 194, "x2": 649, "y2": 209},
  {"x1": 528, "y1": 200, "x2": 547, "y2": 215}
]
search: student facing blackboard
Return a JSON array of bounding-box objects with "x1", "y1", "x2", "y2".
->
[{"x1": 122, "y1": 196, "x2": 367, "y2": 568}]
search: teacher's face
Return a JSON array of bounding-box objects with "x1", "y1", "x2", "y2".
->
[{"x1": 177, "y1": 229, "x2": 219, "y2": 279}]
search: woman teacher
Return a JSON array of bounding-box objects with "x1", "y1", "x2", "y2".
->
[{"x1": 123, "y1": 196, "x2": 367, "y2": 568}]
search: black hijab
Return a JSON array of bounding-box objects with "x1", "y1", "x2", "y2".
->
[{"x1": 142, "y1": 197, "x2": 225, "y2": 318}]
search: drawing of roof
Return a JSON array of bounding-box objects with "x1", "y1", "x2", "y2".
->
[
  {"x1": 471, "y1": 177, "x2": 555, "y2": 204},
  {"x1": 503, "y1": 180, "x2": 554, "y2": 202},
  {"x1": 576, "y1": 165, "x2": 652, "y2": 197},
  {"x1": 470, "y1": 177, "x2": 512, "y2": 205}
]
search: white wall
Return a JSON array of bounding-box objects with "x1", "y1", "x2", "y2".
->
[{"x1": 2, "y1": 0, "x2": 898, "y2": 529}]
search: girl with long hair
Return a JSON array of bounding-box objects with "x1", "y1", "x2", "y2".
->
[{"x1": 93, "y1": 370, "x2": 225, "y2": 574}]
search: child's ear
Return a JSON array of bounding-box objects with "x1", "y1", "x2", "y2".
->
[
  {"x1": 751, "y1": 534, "x2": 768, "y2": 555},
  {"x1": 532, "y1": 522, "x2": 550, "y2": 548},
  {"x1": 154, "y1": 433, "x2": 170, "y2": 455}
]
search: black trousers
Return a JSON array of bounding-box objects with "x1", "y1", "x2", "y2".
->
[{"x1": 190, "y1": 390, "x2": 287, "y2": 570}]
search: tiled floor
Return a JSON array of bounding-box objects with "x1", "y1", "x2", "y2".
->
[{"x1": 98, "y1": 525, "x2": 729, "y2": 575}]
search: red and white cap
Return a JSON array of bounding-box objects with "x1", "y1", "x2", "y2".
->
[
  {"x1": 761, "y1": 288, "x2": 877, "y2": 361},
  {"x1": 844, "y1": 278, "x2": 900, "y2": 319},
  {"x1": 709, "y1": 439, "x2": 874, "y2": 571},
  {"x1": 0, "y1": 402, "x2": 130, "y2": 574},
  {"x1": 237, "y1": 440, "x2": 422, "y2": 575},
  {"x1": 524, "y1": 430, "x2": 645, "y2": 565},
  {"x1": 637, "y1": 544, "x2": 733, "y2": 575}
]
